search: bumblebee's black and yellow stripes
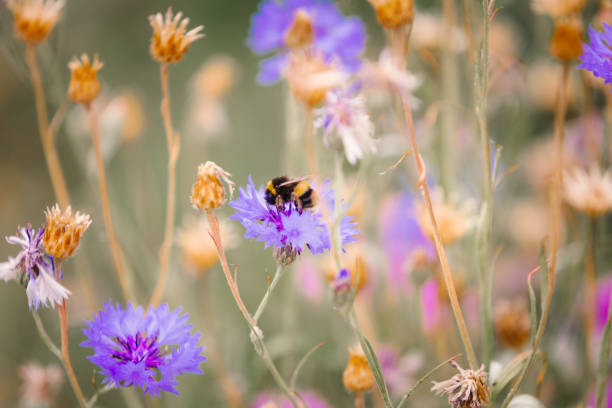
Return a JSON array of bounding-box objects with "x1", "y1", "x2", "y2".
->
[{"x1": 265, "y1": 176, "x2": 316, "y2": 210}]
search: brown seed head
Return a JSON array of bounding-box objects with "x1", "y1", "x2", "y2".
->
[
  {"x1": 68, "y1": 54, "x2": 103, "y2": 105},
  {"x1": 494, "y1": 299, "x2": 531, "y2": 350},
  {"x1": 368, "y1": 0, "x2": 414, "y2": 29},
  {"x1": 43, "y1": 204, "x2": 91, "y2": 260},
  {"x1": 191, "y1": 161, "x2": 235, "y2": 211},
  {"x1": 286, "y1": 53, "x2": 346, "y2": 107},
  {"x1": 149, "y1": 7, "x2": 204, "y2": 64},
  {"x1": 432, "y1": 360, "x2": 490, "y2": 408},
  {"x1": 7, "y1": 0, "x2": 64, "y2": 44},
  {"x1": 343, "y1": 346, "x2": 375, "y2": 393},
  {"x1": 284, "y1": 9, "x2": 314, "y2": 49},
  {"x1": 549, "y1": 17, "x2": 584, "y2": 61}
]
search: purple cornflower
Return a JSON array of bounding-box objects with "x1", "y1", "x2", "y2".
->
[
  {"x1": 81, "y1": 302, "x2": 206, "y2": 397},
  {"x1": 248, "y1": 0, "x2": 366, "y2": 84},
  {"x1": 230, "y1": 176, "x2": 357, "y2": 257},
  {"x1": 579, "y1": 24, "x2": 612, "y2": 85},
  {"x1": 0, "y1": 224, "x2": 69, "y2": 310}
]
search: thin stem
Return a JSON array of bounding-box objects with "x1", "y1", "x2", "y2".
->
[
  {"x1": 32, "y1": 312, "x2": 61, "y2": 359},
  {"x1": 476, "y1": 0, "x2": 494, "y2": 370},
  {"x1": 354, "y1": 392, "x2": 365, "y2": 408},
  {"x1": 254, "y1": 265, "x2": 285, "y2": 324},
  {"x1": 88, "y1": 105, "x2": 132, "y2": 301},
  {"x1": 501, "y1": 61, "x2": 569, "y2": 408},
  {"x1": 399, "y1": 93, "x2": 478, "y2": 370},
  {"x1": 304, "y1": 107, "x2": 316, "y2": 177},
  {"x1": 25, "y1": 43, "x2": 70, "y2": 208},
  {"x1": 150, "y1": 63, "x2": 180, "y2": 307},
  {"x1": 86, "y1": 383, "x2": 115, "y2": 408},
  {"x1": 205, "y1": 209, "x2": 299, "y2": 407},
  {"x1": 58, "y1": 300, "x2": 88, "y2": 408}
]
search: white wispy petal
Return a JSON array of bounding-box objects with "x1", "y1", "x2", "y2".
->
[
  {"x1": 26, "y1": 267, "x2": 70, "y2": 310},
  {"x1": 0, "y1": 258, "x2": 18, "y2": 282}
]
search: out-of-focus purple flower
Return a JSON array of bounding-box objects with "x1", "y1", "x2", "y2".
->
[
  {"x1": 379, "y1": 193, "x2": 436, "y2": 289},
  {"x1": 253, "y1": 390, "x2": 329, "y2": 408},
  {"x1": 229, "y1": 176, "x2": 358, "y2": 256},
  {"x1": 579, "y1": 24, "x2": 612, "y2": 85},
  {"x1": 588, "y1": 379, "x2": 612, "y2": 408},
  {"x1": 421, "y1": 279, "x2": 442, "y2": 336},
  {"x1": 81, "y1": 302, "x2": 206, "y2": 397},
  {"x1": 378, "y1": 346, "x2": 423, "y2": 397},
  {"x1": 314, "y1": 90, "x2": 376, "y2": 165},
  {"x1": 248, "y1": 0, "x2": 366, "y2": 84},
  {"x1": 0, "y1": 224, "x2": 70, "y2": 310},
  {"x1": 295, "y1": 258, "x2": 324, "y2": 303},
  {"x1": 596, "y1": 276, "x2": 612, "y2": 336}
]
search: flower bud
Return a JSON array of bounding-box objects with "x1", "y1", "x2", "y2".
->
[
  {"x1": 368, "y1": 0, "x2": 414, "y2": 30},
  {"x1": 68, "y1": 54, "x2": 103, "y2": 106},
  {"x1": 190, "y1": 161, "x2": 235, "y2": 211},
  {"x1": 43, "y1": 204, "x2": 91, "y2": 260},
  {"x1": 343, "y1": 346, "x2": 375, "y2": 393},
  {"x1": 549, "y1": 17, "x2": 583, "y2": 61},
  {"x1": 274, "y1": 245, "x2": 299, "y2": 266}
]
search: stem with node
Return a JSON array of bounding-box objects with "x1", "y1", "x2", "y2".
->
[{"x1": 150, "y1": 63, "x2": 180, "y2": 307}]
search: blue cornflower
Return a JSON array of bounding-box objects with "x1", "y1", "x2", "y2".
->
[
  {"x1": 248, "y1": 0, "x2": 366, "y2": 84},
  {"x1": 81, "y1": 302, "x2": 206, "y2": 397},
  {"x1": 0, "y1": 224, "x2": 70, "y2": 310},
  {"x1": 579, "y1": 24, "x2": 612, "y2": 85},
  {"x1": 229, "y1": 176, "x2": 357, "y2": 256}
]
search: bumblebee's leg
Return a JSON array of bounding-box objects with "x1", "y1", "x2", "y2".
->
[{"x1": 291, "y1": 192, "x2": 303, "y2": 211}]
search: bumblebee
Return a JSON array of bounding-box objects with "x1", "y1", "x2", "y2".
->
[{"x1": 265, "y1": 176, "x2": 316, "y2": 210}]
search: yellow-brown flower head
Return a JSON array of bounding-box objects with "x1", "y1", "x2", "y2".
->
[
  {"x1": 417, "y1": 189, "x2": 474, "y2": 246},
  {"x1": 286, "y1": 53, "x2": 346, "y2": 107},
  {"x1": 549, "y1": 17, "x2": 584, "y2": 62},
  {"x1": 191, "y1": 161, "x2": 235, "y2": 211},
  {"x1": 343, "y1": 346, "x2": 375, "y2": 393},
  {"x1": 432, "y1": 360, "x2": 490, "y2": 408},
  {"x1": 178, "y1": 218, "x2": 236, "y2": 277},
  {"x1": 43, "y1": 204, "x2": 91, "y2": 260},
  {"x1": 368, "y1": 0, "x2": 414, "y2": 30},
  {"x1": 532, "y1": 0, "x2": 587, "y2": 17},
  {"x1": 284, "y1": 9, "x2": 314, "y2": 49},
  {"x1": 564, "y1": 166, "x2": 612, "y2": 218},
  {"x1": 494, "y1": 299, "x2": 531, "y2": 350},
  {"x1": 7, "y1": 0, "x2": 64, "y2": 44},
  {"x1": 195, "y1": 56, "x2": 238, "y2": 101},
  {"x1": 68, "y1": 54, "x2": 103, "y2": 106},
  {"x1": 149, "y1": 7, "x2": 204, "y2": 64}
]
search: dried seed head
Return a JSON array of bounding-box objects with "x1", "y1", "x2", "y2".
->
[
  {"x1": 549, "y1": 17, "x2": 584, "y2": 61},
  {"x1": 532, "y1": 0, "x2": 587, "y2": 17},
  {"x1": 564, "y1": 166, "x2": 612, "y2": 218},
  {"x1": 7, "y1": 0, "x2": 64, "y2": 44},
  {"x1": 417, "y1": 189, "x2": 474, "y2": 246},
  {"x1": 284, "y1": 9, "x2": 314, "y2": 49},
  {"x1": 68, "y1": 54, "x2": 103, "y2": 105},
  {"x1": 190, "y1": 161, "x2": 235, "y2": 211},
  {"x1": 343, "y1": 346, "x2": 375, "y2": 393},
  {"x1": 368, "y1": 0, "x2": 414, "y2": 29},
  {"x1": 43, "y1": 204, "x2": 91, "y2": 260},
  {"x1": 286, "y1": 53, "x2": 346, "y2": 107},
  {"x1": 432, "y1": 360, "x2": 490, "y2": 408},
  {"x1": 195, "y1": 56, "x2": 238, "y2": 100},
  {"x1": 149, "y1": 7, "x2": 204, "y2": 64},
  {"x1": 494, "y1": 299, "x2": 531, "y2": 350}
]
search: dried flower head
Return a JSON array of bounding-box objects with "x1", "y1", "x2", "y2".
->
[
  {"x1": 549, "y1": 17, "x2": 584, "y2": 61},
  {"x1": 494, "y1": 299, "x2": 531, "y2": 350},
  {"x1": 431, "y1": 360, "x2": 490, "y2": 408},
  {"x1": 43, "y1": 204, "x2": 91, "y2": 260},
  {"x1": 284, "y1": 8, "x2": 314, "y2": 49},
  {"x1": 191, "y1": 161, "x2": 235, "y2": 211},
  {"x1": 7, "y1": 0, "x2": 64, "y2": 44},
  {"x1": 532, "y1": 0, "x2": 587, "y2": 17},
  {"x1": 149, "y1": 7, "x2": 204, "y2": 64},
  {"x1": 286, "y1": 53, "x2": 346, "y2": 107},
  {"x1": 343, "y1": 346, "x2": 375, "y2": 393},
  {"x1": 178, "y1": 218, "x2": 236, "y2": 277},
  {"x1": 360, "y1": 49, "x2": 421, "y2": 100},
  {"x1": 18, "y1": 362, "x2": 63, "y2": 406},
  {"x1": 416, "y1": 189, "x2": 474, "y2": 246},
  {"x1": 115, "y1": 92, "x2": 145, "y2": 142},
  {"x1": 368, "y1": 0, "x2": 414, "y2": 29},
  {"x1": 68, "y1": 54, "x2": 103, "y2": 105},
  {"x1": 194, "y1": 55, "x2": 238, "y2": 100},
  {"x1": 410, "y1": 13, "x2": 467, "y2": 52},
  {"x1": 564, "y1": 166, "x2": 612, "y2": 217}
]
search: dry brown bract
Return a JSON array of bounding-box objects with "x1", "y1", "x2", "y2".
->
[
  {"x1": 368, "y1": 0, "x2": 414, "y2": 29},
  {"x1": 149, "y1": 7, "x2": 204, "y2": 64},
  {"x1": 494, "y1": 299, "x2": 531, "y2": 350},
  {"x1": 284, "y1": 9, "x2": 314, "y2": 49},
  {"x1": 564, "y1": 166, "x2": 612, "y2": 218},
  {"x1": 43, "y1": 204, "x2": 91, "y2": 260},
  {"x1": 549, "y1": 17, "x2": 583, "y2": 62},
  {"x1": 7, "y1": 0, "x2": 64, "y2": 44},
  {"x1": 68, "y1": 54, "x2": 103, "y2": 105},
  {"x1": 343, "y1": 346, "x2": 375, "y2": 393},
  {"x1": 431, "y1": 360, "x2": 490, "y2": 408},
  {"x1": 191, "y1": 161, "x2": 235, "y2": 211},
  {"x1": 532, "y1": 0, "x2": 587, "y2": 17}
]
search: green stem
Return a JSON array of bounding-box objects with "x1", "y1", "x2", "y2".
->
[
  {"x1": 86, "y1": 383, "x2": 115, "y2": 408},
  {"x1": 253, "y1": 265, "x2": 286, "y2": 324}
]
